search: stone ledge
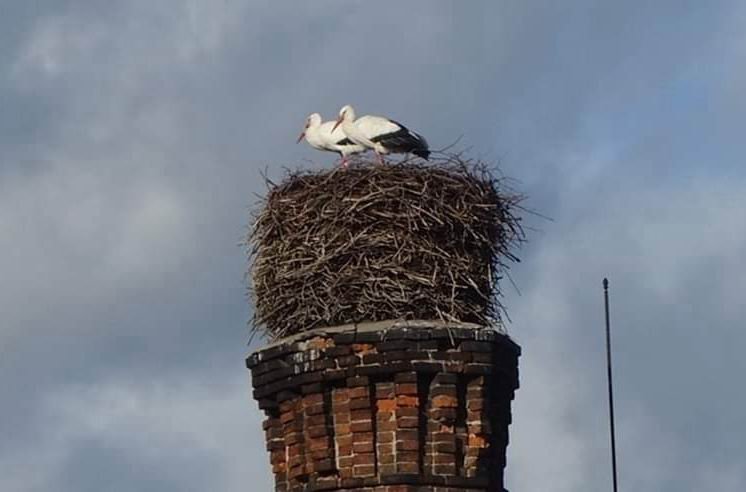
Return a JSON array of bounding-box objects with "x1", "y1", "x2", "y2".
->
[{"x1": 247, "y1": 320, "x2": 520, "y2": 369}]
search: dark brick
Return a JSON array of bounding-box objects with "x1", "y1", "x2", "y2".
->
[
  {"x1": 459, "y1": 341, "x2": 493, "y2": 353},
  {"x1": 384, "y1": 351, "x2": 429, "y2": 362},
  {"x1": 411, "y1": 361, "x2": 444, "y2": 373},
  {"x1": 355, "y1": 361, "x2": 413, "y2": 376},
  {"x1": 252, "y1": 358, "x2": 291, "y2": 376},
  {"x1": 416, "y1": 340, "x2": 439, "y2": 350},
  {"x1": 346, "y1": 376, "x2": 369, "y2": 387},
  {"x1": 332, "y1": 333, "x2": 357, "y2": 344},
  {"x1": 471, "y1": 352, "x2": 494, "y2": 364},
  {"x1": 463, "y1": 363, "x2": 494, "y2": 375},
  {"x1": 362, "y1": 353, "x2": 385, "y2": 364},
  {"x1": 324, "y1": 345, "x2": 352, "y2": 357},
  {"x1": 322, "y1": 369, "x2": 347, "y2": 381},
  {"x1": 257, "y1": 398, "x2": 278, "y2": 411},
  {"x1": 393, "y1": 372, "x2": 418, "y2": 383},
  {"x1": 354, "y1": 331, "x2": 386, "y2": 343},
  {"x1": 377, "y1": 340, "x2": 415, "y2": 352},
  {"x1": 292, "y1": 371, "x2": 323, "y2": 386},
  {"x1": 380, "y1": 473, "x2": 421, "y2": 485},
  {"x1": 300, "y1": 383, "x2": 323, "y2": 395},
  {"x1": 338, "y1": 355, "x2": 360, "y2": 367},
  {"x1": 433, "y1": 373, "x2": 458, "y2": 384}
]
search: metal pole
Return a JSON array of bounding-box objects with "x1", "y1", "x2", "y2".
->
[{"x1": 603, "y1": 278, "x2": 619, "y2": 492}]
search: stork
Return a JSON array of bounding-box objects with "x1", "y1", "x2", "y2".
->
[
  {"x1": 333, "y1": 104, "x2": 430, "y2": 164},
  {"x1": 297, "y1": 113, "x2": 366, "y2": 167}
]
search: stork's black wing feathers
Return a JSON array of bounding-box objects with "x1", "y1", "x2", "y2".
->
[
  {"x1": 335, "y1": 137, "x2": 355, "y2": 146},
  {"x1": 371, "y1": 120, "x2": 430, "y2": 159}
]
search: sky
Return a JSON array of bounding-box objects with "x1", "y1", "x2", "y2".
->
[{"x1": 1, "y1": 1, "x2": 745, "y2": 491}]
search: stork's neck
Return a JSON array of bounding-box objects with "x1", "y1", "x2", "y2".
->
[
  {"x1": 304, "y1": 123, "x2": 326, "y2": 149},
  {"x1": 344, "y1": 107, "x2": 356, "y2": 122}
]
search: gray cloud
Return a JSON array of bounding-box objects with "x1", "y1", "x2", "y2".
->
[{"x1": 1, "y1": 1, "x2": 744, "y2": 491}]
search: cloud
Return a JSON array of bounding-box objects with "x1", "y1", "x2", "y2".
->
[
  {"x1": 0, "y1": 374, "x2": 267, "y2": 492},
  {"x1": 1, "y1": 1, "x2": 745, "y2": 491},
  {"x1": 505, "y1": 171, "x2": 746, "y2": 491}
]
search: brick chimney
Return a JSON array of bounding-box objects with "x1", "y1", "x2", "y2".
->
[{"x1": 247, "y1": 320, "x2": 519, "y2": 491}]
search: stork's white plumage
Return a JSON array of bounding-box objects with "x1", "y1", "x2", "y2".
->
[
  {"x1": 297, "y1": 113, "x2": 365, "y2": 167},
  {"x1": 333, "y1": 105, "x2": 430, "y2": 164}
]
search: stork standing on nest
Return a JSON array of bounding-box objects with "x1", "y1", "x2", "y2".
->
[
  {"x1": 333, "y1": 104, "x2": 430, "y2": 164},
  {"x1": 297, "y1": 113, "x2": 366, "y2": 168}
]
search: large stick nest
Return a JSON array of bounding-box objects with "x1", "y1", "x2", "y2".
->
[{"x1": 247, "y1": 154, "x2": 526, "y2": 340}]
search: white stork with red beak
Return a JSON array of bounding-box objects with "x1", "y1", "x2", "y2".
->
[
  {"x1": 297, "y1": 113, "x2": 366, "y2": 167},
  {"x1": 333, "y1": 104, "x2": 430, "y2": 164}
]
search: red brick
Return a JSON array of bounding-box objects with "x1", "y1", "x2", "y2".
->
[
  {"x1": 309, "y1": 437, "x2": 332, "y2": 451},
  {"x1": 378, "y1": 420, "x2": 397, "y2": 432},
  {"x1": 377, "y1": 431, "x2": 394, "y2": 443},
  {"x1": 396, "y1": 440, "x2": 419, "y2": 451},
  {"x1": 304, "y1": 414, "x2": 327, "y2": 427},
  {"x1": 432, "y1": 463, "x2": 456, "y2": 475},
  {"x1": 432, "y1": 395, "x2": 458, "y2": 408},
  {"x1": 378, "y1": 450, "x2": 395, "y2": 464},
  {"x1": 397, "y1": 416, "x2": 419, "y2": 428},
  {"x1": 351, "y1": 432, "x2": 374, "y2": 444},
  {"x1": 305, "y1": 424, "x2": 329, "y2": 438},
  {"x1": 397, "y1": 451, "x2": 419, "y2": 462},
  {"x1": 302, "y1": 393, "x2": 323, "y2": 406},
  {"x1": 432, "y1": 453, "x2": 456, "y2": 464},
  {"x1": 351, "y1": 420, "x2": 373, "y2": 433},
  {"x1": 350, "y1": 398, "x2": 371, "y2": 410},
  {"x1": 396, "y1": 395, "x2": 419, "y2": 407},
  {"x1": 351, "y1": 409, "x2": 372, "y2": 422},
  {"x1": 397, "y1": 462, "x2": 419, "y2": 473},
  {"x1": 397, "y1": 429, "x2": 418, "y2": 441},
  {"x1": 335, "y1": 423, "x2": 351, "y2": 435},
  {"x1": 336, "y1": 435, "x2": 353, "y2": 448},
  {"x1": 305, "y1": 403, "x2": 325, "y2": 415},
  {"x1": 351, "y1": 343, "x2": 376, "y2": 354},
  {"x1": 468, "y1": 434, "x2": 488, "y2": 448},
  {"x1": 395, "y1": 407, "x2": 418, "y2": 418},
  {"x1": 333, "y1": 389, "x2": 350, "y2": 402},
  {"x1": 352, "y1": 441, "x2": 375, "y2": 454},
  {"x1": 306, "y1": 336, "x2": 333, "y2": 350},
  {"x1": 352, "y1": 464, "x2": 376, "y2": 477},
  {"x1": 375, "y1": 383, "x2": 395, "y2": 399},
  {"x1": 309, "y1": 448, "x2": 333, "y2": 460},
  {"x1": 395, "y1": 383, "x2": 418, "y2": 395},
  {"x1": 377, "y1": 399, "x2": 397, "y2": 412},
  {"x1": 349, "y1": 386, "x2": 370, "y2": 399},
  {"x1": 309, "y1": 458, "x2": 334, "y2": 473}
]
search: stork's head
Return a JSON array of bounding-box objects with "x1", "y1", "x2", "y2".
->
[
  {"x1": 333, "y1": 104, "x2": 355, "y2": 131},
  {"x1": 297, "y1": 113, "x2": 322, "y2": 143}
]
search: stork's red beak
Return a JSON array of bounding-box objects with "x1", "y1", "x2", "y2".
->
[
  {"x1": 296, "y1": 131, "x2": 305, "y2": 143},
  {"x1": 332, "y1": 117, "x2": 342, "y2": 132}
]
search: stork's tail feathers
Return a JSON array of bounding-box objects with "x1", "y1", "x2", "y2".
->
[
  {"x1": 412, "y1": 131, "x2": 430, "y2": 160},
  {"x1": 413, "y1": 149, "x2": 430, "y2": 160}
]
